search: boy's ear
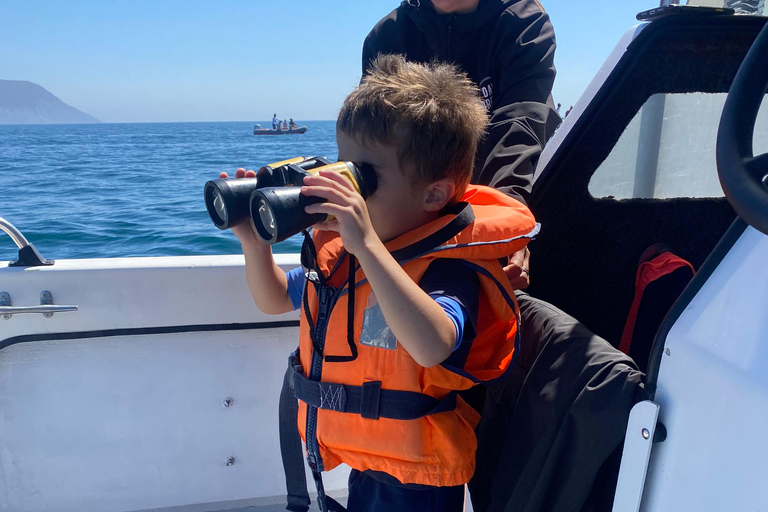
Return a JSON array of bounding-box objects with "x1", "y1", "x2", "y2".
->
[{"x1": 422, "y1": 179, "x2": 456, "y2": 212}]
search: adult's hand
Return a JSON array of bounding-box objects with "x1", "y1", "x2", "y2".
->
[
  {"x1": 503, "y1": 246, "x2": 530, "y2": 290},
  {"x1": 220, "y1": 168, "x2": 255, "y2": 180}
]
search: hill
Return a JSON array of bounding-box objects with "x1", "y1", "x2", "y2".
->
[{"x1": 0, "y1": 79, "x2": 100, "y2": 125}]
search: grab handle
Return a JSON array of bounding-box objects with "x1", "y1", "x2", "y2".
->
[{"x1": 0, "y1": 291, "x2": 78, "y2": 319}]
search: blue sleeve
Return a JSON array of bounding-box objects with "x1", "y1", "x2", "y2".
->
[
  {"x1": 285, "y1": 267, "x2": 305, "y2": 311},
  {"x1": 431, "y1": 295, "x2": 469, "y2": 351},
  {"x1": 419, "y1": 260, "x2": 480, "y2": 352}
]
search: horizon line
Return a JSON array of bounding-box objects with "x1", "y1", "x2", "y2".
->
[{"x1": 0, "y1": 119, "x2": 339, "y2": 127}]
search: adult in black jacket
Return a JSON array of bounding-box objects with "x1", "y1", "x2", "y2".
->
[{"x1": 363, "y1": 0, "x2": 561, "y2": 206}]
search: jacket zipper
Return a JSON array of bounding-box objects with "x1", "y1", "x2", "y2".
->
[
  {"x1": 445, "y1": 15, "x2": 455, "y2": 61},
  {"x1": 305, "y1": 284, "x2": 339, "y2": 472}
]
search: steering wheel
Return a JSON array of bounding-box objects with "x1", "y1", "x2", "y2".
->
[{"x1": 717, "y1": 21, "x2": 768, "y2": 236}]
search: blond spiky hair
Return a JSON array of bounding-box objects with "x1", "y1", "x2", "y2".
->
[{"x1": 337, "y1": 54, "x2": 488, "y2": 200}]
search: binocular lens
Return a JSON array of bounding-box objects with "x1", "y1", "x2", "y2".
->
[
  {"x1": 212, "y1": 189, "x2": 227, "y2": 225},
  {"x1": 255, "y1": 197, "x2": 277, "y2": 241},
  {"x1": 204, "y1": 178, "x2": 261, "y2": 230}
]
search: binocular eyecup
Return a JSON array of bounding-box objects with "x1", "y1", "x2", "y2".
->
[{"x1": 205, "y1": 157, "x2": 377, "y2": 245}]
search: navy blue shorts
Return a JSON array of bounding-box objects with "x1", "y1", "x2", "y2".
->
[{"x1": 346, "y1": 469, "x2": 465, "y2": 512}]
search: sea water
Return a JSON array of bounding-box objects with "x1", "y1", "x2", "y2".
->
[{"x1": 0, "y1": 121, "x2": 338, "y2": 260}]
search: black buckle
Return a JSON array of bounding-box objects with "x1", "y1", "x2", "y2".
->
[
  {"x1": 288, "y1": 353, "x2": 303, "y2": 388},
  {"x1": 301, "y1": 230, "x2": 325, "y2": 286}
]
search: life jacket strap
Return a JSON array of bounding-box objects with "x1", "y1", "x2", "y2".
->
[
  {"x1": 289, "y1": 354, "x2": 457, "y2": 420},
  {"x1": 278, "y1": 356, "x2": 352, "y2": 512},
  {"x1": 389, "y1": 201, "x2": 475, "y2": 263},
  {"x1": 311, "y1": 467, "x2": 347, "y2": 512},
  {"x1": 279, "y1": 361, "x2": 312, "y2": 512}
]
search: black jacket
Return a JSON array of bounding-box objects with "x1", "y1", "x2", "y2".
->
[
  {"x1": 362, "y1": 0, "x2": 561, "y2": 203},
  {"x1": 470, "y1": 293, "x2": 645, "y2": 512}
]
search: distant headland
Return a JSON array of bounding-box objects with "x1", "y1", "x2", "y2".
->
[{"x1": 0, "y1": 79, "x2": 100, "y2": 125}]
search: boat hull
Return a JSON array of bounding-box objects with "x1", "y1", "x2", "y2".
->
[
  {"x1": 0, "y1": 254, "x2": 349, "y2": 511},
  {"x1": 253, "y1": 126, "x2": 307, "y2": 135}
]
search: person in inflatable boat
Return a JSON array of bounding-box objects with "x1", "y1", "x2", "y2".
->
[{"x1": 231, "y1": 54, "x2": 537, "y2": 512}]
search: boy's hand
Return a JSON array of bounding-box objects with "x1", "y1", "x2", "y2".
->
[
  {"x1": 219, "y1": 168, "x2": 262, "y2": 248},
  {"x1": 301, "y1": 170, "x2": 377, "y2": 255}
]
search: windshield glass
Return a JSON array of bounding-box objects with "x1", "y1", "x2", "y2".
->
[{"x1": 589, "y1": 92, "x2": 768, "y2": 200}]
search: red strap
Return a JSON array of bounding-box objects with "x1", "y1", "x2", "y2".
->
[{"x1": 619, "y1": 252, "x2": 695, "y2": 355}]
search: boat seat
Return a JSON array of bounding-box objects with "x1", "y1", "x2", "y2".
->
[{"x1": 618, "y1": 245, "x2": 695, "y2": 373}]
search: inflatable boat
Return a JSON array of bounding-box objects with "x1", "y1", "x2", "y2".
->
[{"x1": 253, "y1": 124, "x2": 307, "y2": 135}]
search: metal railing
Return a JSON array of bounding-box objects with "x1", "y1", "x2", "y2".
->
[
  {"x1": 0, "y1": 217, "x2": 30, "y2": 250},
  {"x1": 1, "y1": 216, "x2": 52, "y2": 267}
]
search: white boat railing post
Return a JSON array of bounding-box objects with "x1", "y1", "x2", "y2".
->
[{"x1": 611, "y1": 400, "x2": 661, "y2": 512}]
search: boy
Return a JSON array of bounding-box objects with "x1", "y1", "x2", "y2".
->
[{"x1": 227, "y1": 55, "x2": 536, "y2": 512}]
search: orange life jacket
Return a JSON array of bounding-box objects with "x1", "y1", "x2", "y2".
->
[{"x1": 293, "y1": 185, "x2": 537, "y2": 487}]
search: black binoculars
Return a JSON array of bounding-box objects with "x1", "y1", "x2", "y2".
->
[{"x1": 205, "y1": 156, "x2": 377, "y2": 244}]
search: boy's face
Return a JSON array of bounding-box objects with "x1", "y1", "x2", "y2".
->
[{"x1": 337, "y1": 130, "x2": 432, "y2": 243}]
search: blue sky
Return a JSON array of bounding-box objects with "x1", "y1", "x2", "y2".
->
[{"x1": 1, "y1": 0, "x2": 653, "y2": 123}]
